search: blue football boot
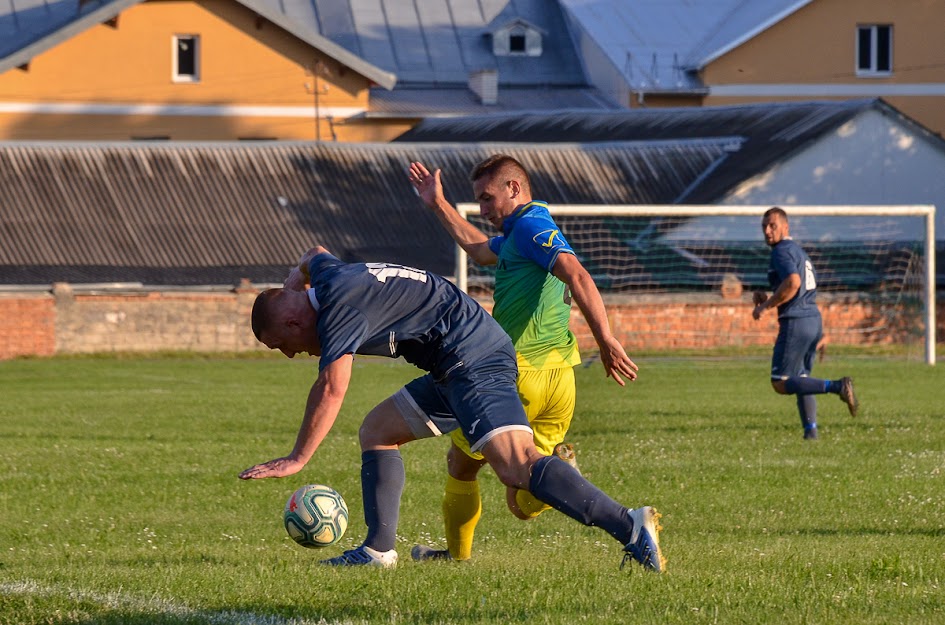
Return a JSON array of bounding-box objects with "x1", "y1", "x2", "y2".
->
[{"x1": 621, "y1": 506, "x2": 665, "y2": 573}]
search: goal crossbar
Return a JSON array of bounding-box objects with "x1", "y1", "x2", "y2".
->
[{"x1": 456, "y1": 204, "x2": 936, "y2": 365}]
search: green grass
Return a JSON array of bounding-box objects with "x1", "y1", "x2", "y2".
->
[{"x1": 0, "y1": 354, "x2": 942, "y2": 624}]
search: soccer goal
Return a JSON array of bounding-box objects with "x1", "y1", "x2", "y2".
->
[{"x1": 455, "y1": 204, "x2": 937, "y2": 365}]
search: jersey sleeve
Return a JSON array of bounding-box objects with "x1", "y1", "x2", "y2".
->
[
  {"x1": 488, "y1": 236, "x2": 505, "y2": 257},
  {"x1": 307, "y1": 251, "x2": 343, "y2": 279},
  {"x1": 770, "y1": 245, "x2": 800, "y2": 282},
  {"x1": 316, "y1": 303, "x2": 369, "y2": 371},
  {"x1": 510, "y1": 218, "x2": 575, "y2": 272}
]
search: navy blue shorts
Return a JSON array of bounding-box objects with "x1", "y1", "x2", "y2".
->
[
  {"x1": 392, "y1": 342, "x2": 532, "y2": 453},
  {"x1": 771, "y1": 314, "x2": 823, "y2": 380}
]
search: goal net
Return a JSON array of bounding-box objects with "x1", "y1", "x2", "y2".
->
[{"x1": 456, "y1": 204, "x2": 937, "y2": 364}]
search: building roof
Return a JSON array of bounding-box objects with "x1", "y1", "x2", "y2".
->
[
  {"x1": 297, "y1": 0, "x2": 587, "y2": 87},
  {"x1": 559, "y1": 0, "x2": 813, "y2": 93},
  {"x1": 396, "y1": 98, "x2": 945, "y2": 204},
  {"x1": 0, "y1": 0, "x2": 396, "y2": 88},
  {"x1": 364, "y1": 86, "x2": 621, "y2": 118},
  {"x1": 0, "y1": 139, "x2": 729, "y2": 285}
]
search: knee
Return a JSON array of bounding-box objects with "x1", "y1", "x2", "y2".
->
[
  {"x1": 446, "y1": 445, "x2": 484, "y2": 481},
  {"x1": 358, "y1": 422, "x2": 383, "y2": 449},
  {"x1": 481, "y1": 432, "x2": 544, "y2": 490},
  {"x1": 771, "y1": 380, "x2": 788, "y2": 394},
  {"x1": 357, "y1": 414, "x2": 399, "y2": 449},
  {"x1": 491, "y1": 462, "x2": 531, "y2": 490}
]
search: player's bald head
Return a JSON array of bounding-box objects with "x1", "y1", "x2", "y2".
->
[{"x1": 252, "y1": 289, "x2": 280, "y2": 342}]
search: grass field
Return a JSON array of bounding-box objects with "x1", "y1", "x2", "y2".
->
[{"x1": 0, "y1": 353, "x2": 942, "y2": 624}]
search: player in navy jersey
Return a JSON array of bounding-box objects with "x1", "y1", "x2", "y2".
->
[
  {"x1": 239, "y1": 246, "x2": 664, "y2": 572},
  {"x1": 752, "y1": 207, "x2": 859, "y2": 439}
]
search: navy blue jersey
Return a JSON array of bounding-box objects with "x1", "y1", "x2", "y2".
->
[
  {"x1": 768, "y1": 238, "x2": 820, "y2": 319},
  {"x1": 307, "y1": 253, "x2": 510, "y2": 376}
]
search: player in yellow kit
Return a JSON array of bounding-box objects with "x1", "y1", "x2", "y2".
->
[{"x1": 408, "y1": 155, "x2": 639, "y2": 561}]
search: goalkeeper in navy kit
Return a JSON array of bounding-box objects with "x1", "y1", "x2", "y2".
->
[{"x1": 752, "y1": 207, "x2": 859, "y2": 439}]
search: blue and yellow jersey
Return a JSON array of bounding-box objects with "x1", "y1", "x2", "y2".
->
[{"x1": 487, "y1": 201, "x2": 581, "y2": 371}]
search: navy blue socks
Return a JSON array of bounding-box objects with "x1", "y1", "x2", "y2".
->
[
  {"x1": 528, "y1": 455, "x2": 633, "y2": 545},
  {"x1": 361, "y1": 449, "x2": 405, "y2": 552},
  {"x1": 797, "y1": 394, "x2": 818, "y2": 435},
  {"x1": 785, "y1": 377, "x2": 841, "y2": 395}
]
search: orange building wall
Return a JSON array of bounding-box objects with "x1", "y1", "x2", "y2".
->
[
  {"x1": 0, "y1": 0, "x2": 374, "y2": 140},
  {"x1": 701, "y1": 0, "x2": 945, "y2": 134}
]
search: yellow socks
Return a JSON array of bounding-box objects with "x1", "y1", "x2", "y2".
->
[
  {"x1": 514, "y1": 489, "x2": 552, "y2": 519},
  {"x1": 443, "y1": 475, "x2": 481, "y2": 561}
]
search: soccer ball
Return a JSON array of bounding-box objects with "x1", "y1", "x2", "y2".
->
[{"x1": 283, "y1": 484, "x2": 349, "y2": 548}]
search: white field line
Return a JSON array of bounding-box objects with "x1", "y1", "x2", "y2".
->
[{"x1": 0, "y1": 580, "x2": 361, "y2": 625}]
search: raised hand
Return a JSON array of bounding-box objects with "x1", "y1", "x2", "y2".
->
[{"x1": 407, "y1": 161, "x2": 444, "y2": 209}]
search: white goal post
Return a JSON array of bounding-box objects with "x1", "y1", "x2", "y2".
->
[{"x1": 456, "y1": 204, "x2": 936, "y2": 365}]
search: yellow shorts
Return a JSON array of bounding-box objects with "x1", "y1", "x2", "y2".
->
[{"x1": 451, "y1": 366, "x2": 576, "y2": 460}]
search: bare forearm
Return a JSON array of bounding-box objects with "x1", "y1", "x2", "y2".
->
[
  {"x1": 289, "y1": 383, "x2": 343, "y2": 464},
  {"x1": 764, "y1": 276, "x2": 800, "y2": 310},
  {"x1": 753, "y1": 274, "x2": 800, "y2": 319},
  {"x1": 288, "y1": 356, "x2": 351, "y2": 464},
  {"x1": 429, "y1": 200, "x2": 495, "y2": 265},
  {"x1": 556, "y1": 257, "x2": 638, "y2": 384},
  {"x1": 569, "y1": 271, "x2": 614, "y2": 347}
]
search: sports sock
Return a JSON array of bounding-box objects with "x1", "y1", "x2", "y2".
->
[
  {"x1": 442, "y1": 475, "x2": 481, "y2": 561},
  {"x1": 784, "y1": 376, "x2": 829, "y2": 395},
  {"x1": 361, "y1": 449, "x2": 405, "y2": 553},
  {"x1": 824, "y1": 379, "x2": 841, "y2": 393},
  {"x1": 528, "y1": 455, "x2": 633, "y2": 545},
  {"x1": 514, "y1": 488, "x2": 552, "y2": 519},
  {"x1": 797, "y1": 394, "x2": 818, "y2": 433}
]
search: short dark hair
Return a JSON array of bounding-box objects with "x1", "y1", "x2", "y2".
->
[
  {"x1": 469, "y1": 154, "x2": 531, "y2": 194},
  {"x1": 763, "y1": 206, "x2": 788, "y2": 222},
  {"x1": 251, "y1": 288, "x2": 282, "y2": 342}
]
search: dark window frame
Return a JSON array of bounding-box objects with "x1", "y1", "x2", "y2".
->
[
  {"x1": 856, "y1": 24, "x2": 892, "y2": 76},
  {"x1": 173, "y1": 34, "x2": 200, "y2": 83}
]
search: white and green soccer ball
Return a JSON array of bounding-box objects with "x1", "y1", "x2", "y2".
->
[{"x1": 283, "y1": 484, "x2": 349, "y2": 548}]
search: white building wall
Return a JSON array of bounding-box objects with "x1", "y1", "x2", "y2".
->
[{"x1": 670, "y1": 110, "x2": 945, "y2": 242}]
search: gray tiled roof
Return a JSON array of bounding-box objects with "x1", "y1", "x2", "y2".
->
[
  {"x1": 294, "y1": 0, "x2": 588, "y2": 86},
  {"x1": 395, "y1": 99, "x2": 934, "y2": 203},
  {"x1": 365, "y1": 85, "x2": 621, "y2": 117},
  {"x1": 0, "y1": 140, "x2": 729, "y2": 285},
  {"x1": 560, "y1": 0, "x2": 813, "y2": 92}
]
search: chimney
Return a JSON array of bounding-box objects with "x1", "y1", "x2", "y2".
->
[{"x1": 469, "y1": 70, "x2": 498, "y2": 105}]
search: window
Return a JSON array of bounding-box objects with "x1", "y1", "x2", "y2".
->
[
  {"x1": 509, "y1": 33, "x2": 526, "y2": 54},
  {"x1": 491, "y1": 20, "x2": 542, "y2": 57},
  {"x1": 856, "y1": 25, "x2": 891, "y2": 75},
  {"x1": 173, "y1": 35, "x2": 200, "y2": 82}
]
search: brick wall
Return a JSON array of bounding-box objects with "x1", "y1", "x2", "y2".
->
[
  {"x1": 566, "y1": 294, "x2": 936, "y2": 352},
  {"x1": 0, "y1": 293, "x2": 55, "y2": 359},
  {"x1": 0, "y1": 285, "x2": 941, "y2": 360}
]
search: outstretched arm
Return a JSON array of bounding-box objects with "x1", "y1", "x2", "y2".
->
[
  {"x1": 407, "y1": 161, "x2": 497, "y2": 266},
  {"x1": 552, "y1": 253, "x2": 638, "y2": 386},
  {"x1": 239, "y1": 354, "x2": 353, "y2": 479}
]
